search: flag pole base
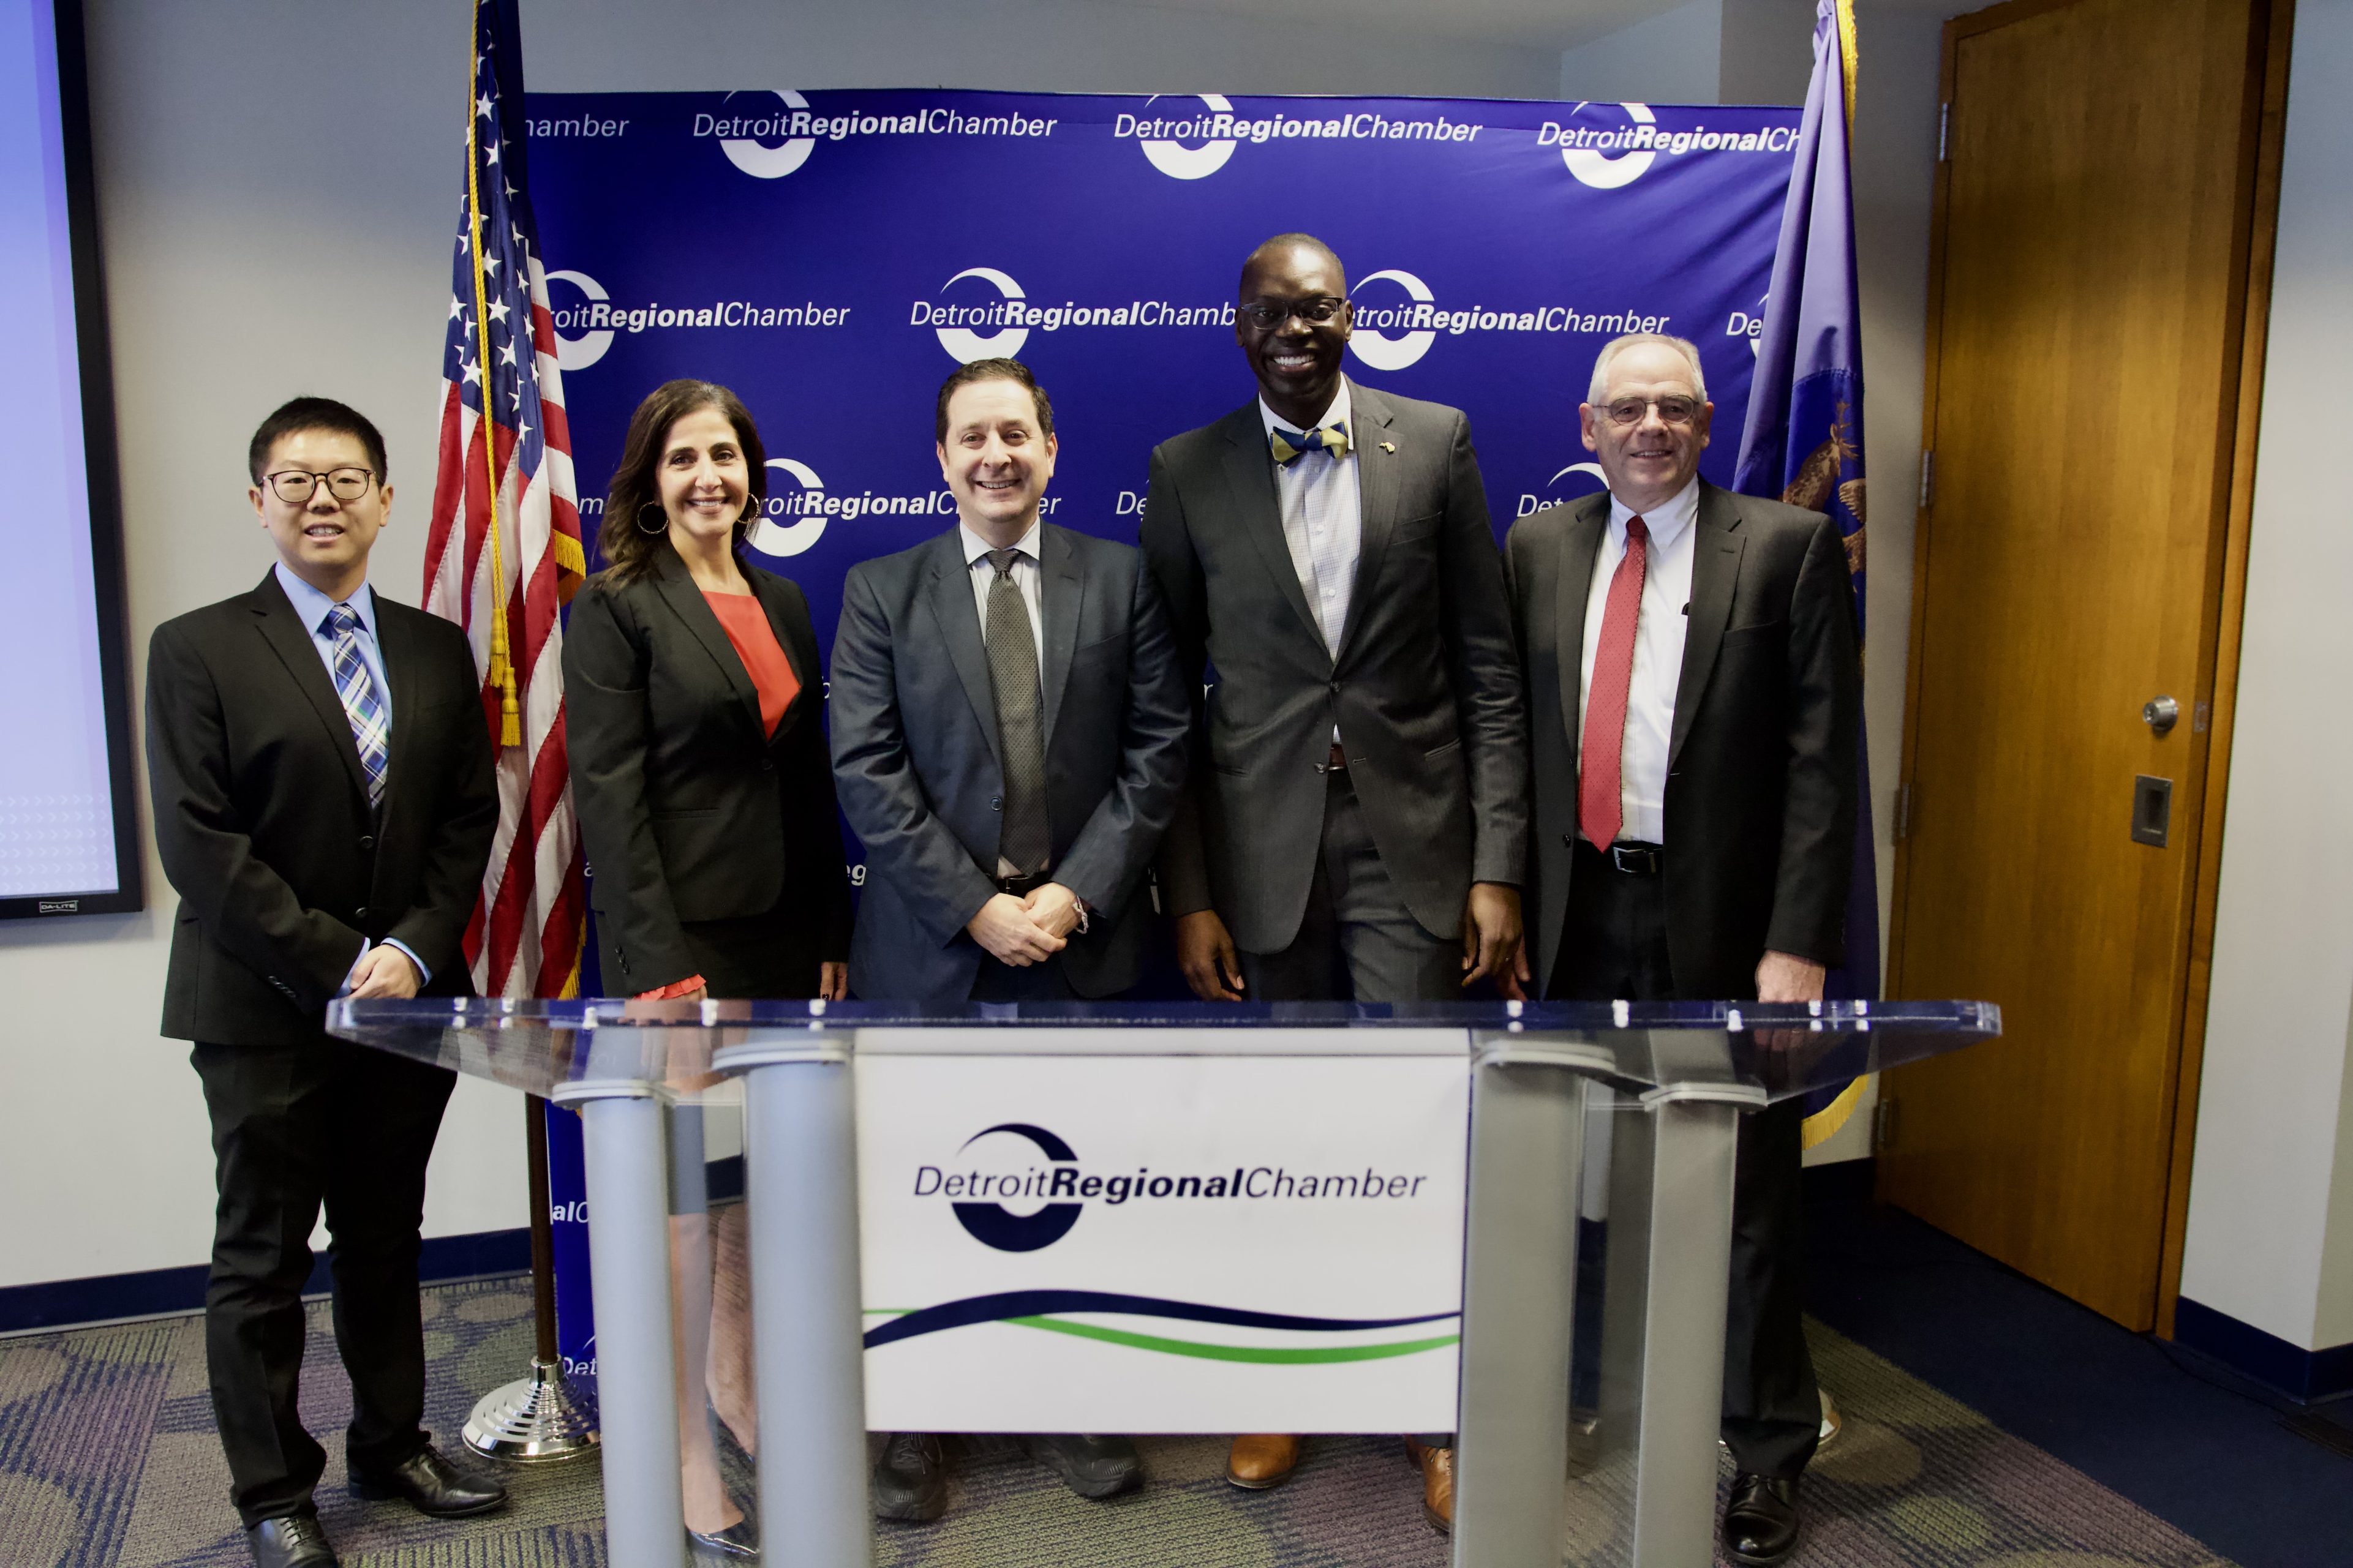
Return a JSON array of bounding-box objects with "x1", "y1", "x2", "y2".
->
[{"x1": 462, "y1": 1357, "x2": 599, "y2": 1463}]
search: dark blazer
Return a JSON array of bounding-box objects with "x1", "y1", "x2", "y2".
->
[
  {"x1": 1140, "y1": 377, "x2": 1529, "y2": 951},
  {"x1": 1506, "y1": 481, "x2": 1861, "y2": 999},
  {"x1": 565, "y1": 544, "x2": 852, "y2": 994},
  {"x1": 830, "y1": 523, "x2": 1191, "y2": 1000},
  {"x1": 146, "y1": 571, "x2": 497, "y2": 1045}
]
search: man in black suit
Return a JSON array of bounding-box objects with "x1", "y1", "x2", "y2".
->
[
  {"x1": 829, "y1": 358, "x2": 1189, "y2": 1520},
  {"x1": 1139, "y1": 232, "x2": 1528, "y2": 1511},
  {"x1": 1505, "y1": 335, "x2": 1861, "y2": 1567},
  {"x1": 146, "y1": 398, "x2": 504, "y2": 1568}
]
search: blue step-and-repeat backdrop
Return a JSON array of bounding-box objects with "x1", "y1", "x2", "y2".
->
[{"x1": 524, "y1": 86, "x2": 1802, "y2": 1394}]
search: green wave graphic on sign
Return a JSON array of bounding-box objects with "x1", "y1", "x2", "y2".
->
[{"x1": 1002, "y1": 1315, "x2": 1459, "y2": 1365}]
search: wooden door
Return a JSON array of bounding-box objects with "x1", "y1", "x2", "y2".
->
[{"x1": 1881, "y1": 0, "x2": 2286, "y2": 1330}]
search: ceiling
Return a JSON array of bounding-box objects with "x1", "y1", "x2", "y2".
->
[{"x1": 1075, "y1": 0, "x2": 1970, "y2": 54}]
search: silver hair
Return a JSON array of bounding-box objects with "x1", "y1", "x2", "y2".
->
[{"x1": 1587, "y1": 332, "x2": 1708, "y2": 405}]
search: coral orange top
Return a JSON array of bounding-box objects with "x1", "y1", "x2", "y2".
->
[{"x1": 702, "y1": 590, "x2": 800, "y2": 739}]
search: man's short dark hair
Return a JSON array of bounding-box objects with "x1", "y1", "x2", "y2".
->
[
  {"x1": 247, "y1": 396, "x2": 390, "y2": 485},
  {"x1": 935, "y1": 358, "x2": 1055, "y2": 445}
]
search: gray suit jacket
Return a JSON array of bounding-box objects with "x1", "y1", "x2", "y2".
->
[
  {"x1": 1505, "y1": 481, "x2": 1860, "y2": 999},
  {"x1": 830, "y1": 523, "x2": 1191, "y2": 1000},
  {"x1": 1140, "y1": 378, "x2": 1529, "y2": 951}
]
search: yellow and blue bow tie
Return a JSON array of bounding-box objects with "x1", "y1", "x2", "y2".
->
[{"x1": 1269, "y1": 421, "x2": 1350, "y2": 465}]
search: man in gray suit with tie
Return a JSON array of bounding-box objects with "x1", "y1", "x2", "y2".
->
[
  {"x1": 1139, "y1": 234, "x2": 1529, "y2": 1518},
  {"x1": 832, "y1": 358, "x2": 1189, "y2": 1518}
]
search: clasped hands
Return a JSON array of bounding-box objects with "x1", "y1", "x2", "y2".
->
[{"x1": 968, "y1": 882, "x2": 1084, "y2": 967}]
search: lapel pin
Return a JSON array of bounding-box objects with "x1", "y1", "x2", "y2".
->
[{"x1": 1379, "y1": 440, "x2": 1396, "y2": 453}]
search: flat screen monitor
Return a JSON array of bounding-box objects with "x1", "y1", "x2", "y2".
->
[{"x1": 0, "y1": 0, "x2": 141, "y2": 917}]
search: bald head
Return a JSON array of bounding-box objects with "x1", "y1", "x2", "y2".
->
[{"x1": 1239, "y1": 233, "x2": 1347, "y2": 301}]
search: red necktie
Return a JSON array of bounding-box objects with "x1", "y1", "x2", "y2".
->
[{"x1": 1580, "y1": 515, "x2": 1649, "y2": 850}]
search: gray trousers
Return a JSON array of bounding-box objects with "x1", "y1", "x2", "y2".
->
[{"x1": 1240, "y1": 769, "x2": 1458, "y2": 1003}]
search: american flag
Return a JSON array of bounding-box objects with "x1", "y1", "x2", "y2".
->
[{"x1": 423, "y1": 0, "x2": 587, "y2": 1001}]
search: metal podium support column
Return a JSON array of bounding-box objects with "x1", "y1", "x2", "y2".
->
[
  {"x1": 550, "y1": 1068, "x2": 687, "y2": 1568},
  {"x1": 1450, "y1": 1039, "x2": 1603, "y2": 1567},
  {"x1": 719, "y1": 1034, "x2": 870, "y2": 1568},
  {"x1": 1628, "y1": 1079, "x2": 1764, "y2": 1568}
]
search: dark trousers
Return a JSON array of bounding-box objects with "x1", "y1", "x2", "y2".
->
[
  {"x1": 1548, "y1": 841, "x2": 1821, "y2": 1480},
  {"x1": 191, "y1": 1036, "x2": 456, "y2": 1526},
  {"x1": 1240, "y1": 770, "x2": 1458, "y2": 1004},
  {"x1": 970, "y1": 953, "x2": 1080, "y2": 1002}
]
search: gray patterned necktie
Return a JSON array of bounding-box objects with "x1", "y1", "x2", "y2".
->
[{"x1": 983, "y1": 548, "x2": 1051, "y2": 876}]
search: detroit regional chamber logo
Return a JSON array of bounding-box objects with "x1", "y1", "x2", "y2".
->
[
  {"x1": 698, "y1": 89, "x2": 1058, "y2": 180},
  {"x1": 918, "y1": 1122, "x2": 1436, "y2": 1255},
  {"x1": 1538, "y1": 100, "x2": 1801, "y2": 190},
  {"x1": 1113, "y1": 93, "x2": 1489, "y2": 180}
]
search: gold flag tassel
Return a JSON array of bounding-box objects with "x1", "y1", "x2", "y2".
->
[{"x1": 464, "y1": 0, "x2": 519, "y2": 748}]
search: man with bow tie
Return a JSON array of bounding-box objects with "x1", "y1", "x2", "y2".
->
[{"x1": 1139, "y1": 233, "x2": 1530, "y2": 1523}]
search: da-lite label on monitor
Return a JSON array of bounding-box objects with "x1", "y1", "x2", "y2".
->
[{"x1": 856, "y1": 1047, "x2": 1470, "y2": 1433}]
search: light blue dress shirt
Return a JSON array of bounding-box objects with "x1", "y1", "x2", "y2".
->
[{"x1": 272, "y1": 563, "x2": 431, "y2": 989}]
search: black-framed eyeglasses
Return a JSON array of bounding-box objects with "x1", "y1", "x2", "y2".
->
[
  {"x1": 1239, "y1": 295, "x2": 1349, "y2": 329},
  {"x1": 263, "y1": 467, "x2": 377, "y2": 504},
  {"x1": 1601, "y1": 396, "x2": 1702, "y2": 427}
]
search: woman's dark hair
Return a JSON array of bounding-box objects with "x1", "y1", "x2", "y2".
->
[{"x1": 597, "y1": 380, "x2": 767, "y2": 585}]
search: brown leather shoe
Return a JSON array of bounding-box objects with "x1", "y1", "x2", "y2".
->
[
  {"x1": 1404, "y1": 1438, "x2": 1454, "y2": 1534},
  {"x1": 1225, "y1": 1433, "x2": 1302, "y2": 1490}
]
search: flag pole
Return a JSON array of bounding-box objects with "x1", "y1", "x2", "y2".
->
[{"x1": 450, "y1": 0, "x2": 592, "y2": 1464}]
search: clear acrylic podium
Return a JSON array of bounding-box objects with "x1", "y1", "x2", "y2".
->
[{"x1": 328, "y1": 997, "x2": 1999, "y2": 1568}]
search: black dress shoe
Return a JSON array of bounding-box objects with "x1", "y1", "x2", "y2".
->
[
  {"x1": 1723, "y1": 1472, "x2": 1802, "y2": 1566},
  {"x1": 1024, "y1": 1433, "x2": 1143, "y2": 1499},
  {"x1": 347, "y1": 1443, "x2": 509, "y2": 1518},
  {"x1": 247, "y1": 1514, "x2": 338, "y2": 1568},
  {"x1": 689, "y1": 1516, "x2": 761, "y2": 1559},
  {"x1": 872, "y1": 1431, "x2": 949, "y2": 1522}
]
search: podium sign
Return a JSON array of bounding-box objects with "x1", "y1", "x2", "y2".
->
[{"x1": 854, "y1": 1037, "x2": 1469, "y2": 1432}]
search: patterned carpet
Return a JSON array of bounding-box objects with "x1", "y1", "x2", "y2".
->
[{"x1": 0, "y1": 1275, "x2": 2235, "y2": 1567}]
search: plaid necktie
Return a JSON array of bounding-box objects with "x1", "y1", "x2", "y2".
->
[
  {"x1": 325, "y1": 604, "x2": 390, "y2": 809},
  {"x1": 1269, "y1": 421, "x2": 1350, "y2": 465},
  {"x1": 983, "y1": 549, "x2": 1050, "y2": 876},
  {"x1": 1579, "y1": 516, "x2": 1648, "y2": 849}
]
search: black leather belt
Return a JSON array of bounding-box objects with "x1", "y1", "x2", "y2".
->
[
  {"x1": 1576, "y1": 839, "x2": 1663, "y2": 877},
  {"x1": 996, "y1": 872, "x2": 1048, "y2": 897}
]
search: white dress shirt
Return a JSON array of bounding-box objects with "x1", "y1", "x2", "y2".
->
[
  {"x1": 1575, "y1": 478, "x2": 1700, "y2": 845},
  {"x1": 960, "y1": 517, "x2": 1044, "y2": 654},
  {"x1": 1258, "y1": 384, "x2": 1361, "y2": 659},
  {"x1": 271, "y1": 561, "x2": 429, "y2": 986}
]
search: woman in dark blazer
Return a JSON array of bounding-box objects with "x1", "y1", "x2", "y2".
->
[{"x1": 565, "y1": 380, "x2": 851, "y2": 1557}]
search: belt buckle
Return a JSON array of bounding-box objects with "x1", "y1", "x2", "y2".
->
[{"x1": 1611, "y1": 844, "x2": 1660, "y2": 876}]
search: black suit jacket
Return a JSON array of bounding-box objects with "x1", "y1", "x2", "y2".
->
[
  {"x1": 830, "y1": 523, "x2": 1191, "y2": 1000},
  {"x1": 564, "y1": 544, "x2": 852, "y2": 995},
  {"x1": 146, "y1": 571, "x2": 498, "y2": 1045},
  {"x1": 1140, "y1": 378, "x2": 1529, "y2": 951},
  {"x1": 1505, "y1": 482, "x2": 1861, "y2": 999}
]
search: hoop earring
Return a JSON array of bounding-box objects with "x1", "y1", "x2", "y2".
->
[{"x1": 635, "y1": 503, "x2": 666, "y2": 536}]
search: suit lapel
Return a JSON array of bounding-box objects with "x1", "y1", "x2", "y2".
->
[
  {"x1": 1668, "y1": 482, "x2": 1746, "y2": 771},
  {"x1": 1553, "y1": 493, "x2": 1609, "y2": 751},
  {"x1": 747, "y1": 566, "x2": 811, "y2": 740},
  {"x1": 371, "y1": 599, "x2": 421, "y2": 807},
  {"x1": 249, "y1": 572, "x2": 369, "y2": 802},
  {"x1": 1334, "y1": 377, "x2": 1397, "y2": 665},
  {"x1": 652, "y1": 547, "x2": 762, "y2": 740},
  {"x1": 1037, "y1": 526, "x2": 1083, "y2": 744},
  {"x1": 922, "y1": 531, "x2": 1000, "y2": 762},
  {"x1": 1218, "y1": 405, "x2": 1325, "y2": 654}
]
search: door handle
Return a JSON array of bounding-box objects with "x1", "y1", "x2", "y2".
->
[
  {"x1": 2143, "y1": 695, "x2": 2180, "y2": 735},
  {"x1": 2132, "y1": 775, "x2": 2172, "y2": 847}
]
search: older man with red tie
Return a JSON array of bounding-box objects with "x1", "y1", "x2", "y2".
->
[{"x1": 1505, "y1": 333, "x2": 1861, "y2": 1567}]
